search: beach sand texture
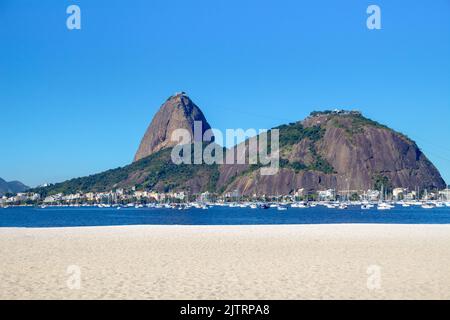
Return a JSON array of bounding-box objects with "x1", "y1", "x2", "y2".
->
[{"x1": 1, "y1": 224, "x2": 449, "y2": 300}]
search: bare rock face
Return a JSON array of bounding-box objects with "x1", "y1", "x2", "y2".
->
[
  {"x1": 134, "y1": 92, "x2": 213, "y2": 162},
  {"x1": 218, "y1": 111, "x2": 446, "y2": 195}
]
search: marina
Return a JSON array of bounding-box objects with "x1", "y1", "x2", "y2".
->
[{"x1": 2, "y1": 201, "x2": 450, "y2": 228}]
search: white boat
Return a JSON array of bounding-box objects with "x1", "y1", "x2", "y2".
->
[
  {"x1": 277, "y1": 206, "x2": 288, "y2": 211},
  {"x1": 421, "y1": 203, "x2": 434, "y2": 209},
  {"x1": 446, "y1": 202, "x2": 450, "y2": 208},
  {"x1": 250, "y1": 204, "x2": 258, "y2": 209},
  {"x1": 339, "y1": 203, "x2": 348, "y2": 210},
  {"x1": 361, "y1": 204, "x2": 371, "y2": 210},
  {"x1": 291, "y1": 202, "x2": 308, "y2": 208},
  {"x1": 435, "y1": 202, "x2": 444, "y2": 208},
  {"x1": 377, "y1": 203, "x2": 392, "y2": 211}
]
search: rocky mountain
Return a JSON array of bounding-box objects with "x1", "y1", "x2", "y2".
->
[
  {"x1": 0, "y1": 178, "x2": 29, "y2": 195},
  {"x1": 34, "y1": 95, "x2": 446, "y2": 197},
  {"x1": 218, "y1": 111, "x2": 446, "y2": 195},
  {"x1": 134, "y1": 92, "x2": 214, "y2": 162}
]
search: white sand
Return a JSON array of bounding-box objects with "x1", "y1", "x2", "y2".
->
[{"x1": 1, "y1": 224, "x2": 449, "y2": 300}]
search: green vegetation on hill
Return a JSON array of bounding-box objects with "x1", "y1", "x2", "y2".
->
[
  {"x1": 32, "y1": 146, "x2": 221, "y2": 196},
  {"x1": 273, "y1": 122, "x2": 335, "y2": 174},
  {"x1": 326, "y1": 111, "x2": 416, "y2": 147},
  {"x1": 232, "y1": 122, "x2": 335, "y2": 178},
  {"x1": 274, "y1": 122, "x2": 324, "y2": 147},
  {"x1": 330, "y1": 113, "x2": 389, "y2": 136}
]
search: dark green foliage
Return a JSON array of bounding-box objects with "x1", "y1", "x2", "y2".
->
[
  {"x1": 309, "y1": 110, "x2": 333, "y2": 117},
  {"x1": 372, "y1": 174, "x2": 393, "y2": 193},
  {"x1": 349, "y1": 114, "x2": 388, "y2": 133},
  {"x1": 310, "y1": 156, "x2": 335, "y2": 174},
  {"x1": 31, "y1": 146, "x2": 221, "y2": 196},
  {"x1": 350, "y1": 193, "x2": 359, "y2": 201},
  {"x1": 206, "y1": 165, "x2": 220, "y2": 192},
  {"x1": 279, "y1": 159, "x2": 307, "y2": 173},
  {"x1": 331, "y1": 112, "x2": 390, "y2": 136},
  {"x1": 274, "y1": 123, "x2": 324, "y2": 148},
  {"x1": 307, "y1": 144, "x2": 336, "y2": 174},
  {"x1": 289, "y1": 161, "x2": 307, "y2": 171}
]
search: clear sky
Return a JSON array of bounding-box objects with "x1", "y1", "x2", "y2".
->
[{"x1": 1, "y1": 0, "x2": 449, "y2": 187}]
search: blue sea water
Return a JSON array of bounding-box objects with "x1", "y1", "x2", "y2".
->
[{"x1": 1, "y1": 205, "x2": 450, "y2": 228}]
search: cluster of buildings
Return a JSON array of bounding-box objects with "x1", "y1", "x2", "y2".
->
[
  {"x1": 0, "y1": 193, "x2": 40, "y2": 206},
  {"x1": 38, "y1": 189, "x2": 188, "y2": 205},
  {"x1": 1, "y1": 187, "x2": 450, "y2": 207},
  {"x1": 316, "y1": 188, "x2": 449, "y2": 202}
]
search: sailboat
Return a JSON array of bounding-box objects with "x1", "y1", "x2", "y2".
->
[
  {"x1": 420, "y1": 189, "x2": 434, "y2": 209},
  {"x1": 339, "y1": 203, "x2": 348, "y2": 210},
  {"x1": 361, "y1": 203, "x2": 372, "y2": 210},
  {"x1": 421, "y1": 203, "x2": 434, "y2": 209},
  {"x1": 377, "y1": 185, "x2": 392, "y2": 211}
]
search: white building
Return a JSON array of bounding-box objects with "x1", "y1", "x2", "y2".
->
[
  {"x1": 393, "y1": 188, "x2": 407, "y2": 200},
  {"x1": 134, "y1": 191, "x2": 149, "y2": 199},
  {"x1": 44, "y1": 193, "x2": 63, "y2": 203},
  {"x1": 318, "y1": 189, "x2": 335, "y2": 201},
  {"x1": 366, "y1": 190, "x2": 380, "y2": 201},
  {"x1": 294, "y1": 188, "x2": 304, "y2": 198},
  {"x1": 199, "y1": 191, "x2": 211, "y2": 202},
  {"x1": 439, "y1": 189, "x2": 450, "y2": 201}
]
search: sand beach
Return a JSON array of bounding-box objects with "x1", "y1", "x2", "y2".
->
[{"x1": 1, "y1": 224, "x2": 449, "y2": 300}]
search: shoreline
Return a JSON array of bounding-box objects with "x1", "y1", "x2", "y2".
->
[
  {"x1": 1, "y1": 224, "x2": 450, "y2": 299},
  {"x1": 1, "y1": 222, "x2": 450, "y2": 229}
]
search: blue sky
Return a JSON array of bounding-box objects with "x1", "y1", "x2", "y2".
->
[{"x1": 1, "y1": 0, "x2": 449, "y2": 187}]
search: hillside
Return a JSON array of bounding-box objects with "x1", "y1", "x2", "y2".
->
[
  {"x1": 217, "y1": 110, "x2": 445, "y2": 195},
  {"x1": 33, "y1": 96, "x2": 446, "y2": 197},
  {"x1": 32, "y1": 146, "x2": 221, "y2": 197},
  {"x1": 0, "y1": 178, "x2": 29, "y2": 195}
]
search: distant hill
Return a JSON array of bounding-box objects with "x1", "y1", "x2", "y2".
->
[
  {"x1": 0, "y1": 178, "x2": 29, "y2": 196},
  {"x1": 33, "y1": 94, "x2": 446, "y2": 197}
]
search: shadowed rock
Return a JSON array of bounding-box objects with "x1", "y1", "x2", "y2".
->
[{"x1": 134, "y1": 92, "x2": 214, "y2": 162}]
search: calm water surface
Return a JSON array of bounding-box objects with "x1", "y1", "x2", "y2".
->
[{"x1": 1, "y1": 205, "x2": 450, "y2": 228}]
